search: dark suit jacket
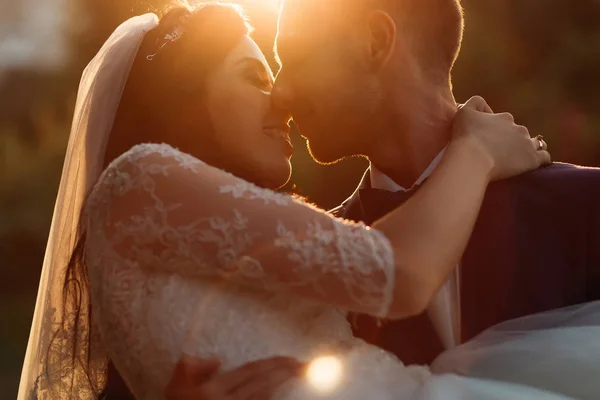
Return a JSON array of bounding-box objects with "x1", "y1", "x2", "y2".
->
[{"x1": 332, "y1": 163, "x2": 600, "y2": 365}]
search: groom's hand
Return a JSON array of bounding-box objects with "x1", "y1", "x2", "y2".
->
[{"x1": 165, "y1": 356, "x2": 304, "y2": 400}]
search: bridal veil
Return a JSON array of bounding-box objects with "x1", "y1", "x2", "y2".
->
[{"x1": 17, "y1": 14, "x2": 159, "y2": 399}]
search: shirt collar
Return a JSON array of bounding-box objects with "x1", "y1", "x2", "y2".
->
[{"x1": 370, "y1": 147, "x2": 447, "y2": 192}]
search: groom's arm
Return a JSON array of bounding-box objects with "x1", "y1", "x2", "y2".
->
[{"x1": 165, "y1": 356, "x2": 304, "y2": 400}]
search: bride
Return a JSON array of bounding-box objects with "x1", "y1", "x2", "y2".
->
[{"x1": 18, "y1": 3, "x2": 600, "y2": 400}]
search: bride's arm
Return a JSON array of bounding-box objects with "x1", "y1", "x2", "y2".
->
[
  {"x1": 88, "y1": 107, "x2": 547, "y2": 320},
  {"x1": 88, "y1": 143, "x2": 398, "y2": 317},
  {"x1": 372, "y1": 137, "x2": 491, "y2": 316}
]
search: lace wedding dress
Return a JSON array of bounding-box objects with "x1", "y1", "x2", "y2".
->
[{"x1": 85, "y1": 143, "x2": 600, "y2": 400}]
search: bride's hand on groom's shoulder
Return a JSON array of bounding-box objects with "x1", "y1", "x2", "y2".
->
[
  {"x1": 452, "y1": 96, "x2": 551, "y2": 181},
  {"x1": 165, "y1": 355, "x2": 304, "y2": 400}
]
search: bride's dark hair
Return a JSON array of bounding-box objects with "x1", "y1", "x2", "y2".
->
[
  {"x1": 105, "y1": 1, "x2": 253, "y2": 168},
  {"x1": 43, "y1": 3, "x2": 253, "y2": 399}
]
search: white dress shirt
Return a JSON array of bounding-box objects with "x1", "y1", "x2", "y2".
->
[{"x1": 370, "y1": 149, "x2": 461, "y2": 349}]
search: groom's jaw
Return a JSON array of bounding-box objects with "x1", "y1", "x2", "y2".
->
[{"x1": 290, "y1": 108, "x2": 316, "y2": 138}]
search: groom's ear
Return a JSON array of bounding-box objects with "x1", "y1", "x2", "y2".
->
[{"x1": 366, "y1": 10, "x2": 397, "y2": 71}]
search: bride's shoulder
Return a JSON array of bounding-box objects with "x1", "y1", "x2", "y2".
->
[
  {"x1": 102, "y1": 143, "x2": 208, "y2": 180},
  {"x1": 108, "y1": 143, "x2": 203, "y2": 169},
  {"x1": 87, "y1": 143, "x2": 204, "y2": 207}
]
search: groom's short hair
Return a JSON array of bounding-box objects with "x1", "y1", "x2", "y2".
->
[
  {"x1": 280, "y1": 0, "x2": 464, "y2": 77},
  {"x1": 370, "y1": 0, "x2": 464, "y2": 76}
]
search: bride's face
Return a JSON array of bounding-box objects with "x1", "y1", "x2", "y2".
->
[{"x1": 203, "y1": 36, "x2": 293, "y2": 189}]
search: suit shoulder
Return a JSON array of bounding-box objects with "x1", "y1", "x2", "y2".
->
[
  {"x1": 536, "y1": 162, "x2": 600, "y2": 174},
  {"x1": 495, "y1": 162, "x2": 600, "y2": 199},
  {"x1": 528, "y1": 162, "x2": 600, "y2": 184}
]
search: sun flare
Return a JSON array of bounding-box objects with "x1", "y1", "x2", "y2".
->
[
  {"x1": 235, "y1": 0, "x2": 281, "y2": 9},
  {"x1": 306, "y1": 355, "x2": 344, "y2": 393}
]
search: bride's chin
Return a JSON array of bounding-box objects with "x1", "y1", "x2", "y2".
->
[{"x1": 256, "y1": 161, "x2": 292, "y2": 190}]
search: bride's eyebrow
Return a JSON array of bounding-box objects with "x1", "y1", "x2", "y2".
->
[{"x1": 235, "y1": 57, "x2": 268, "y2": 70}]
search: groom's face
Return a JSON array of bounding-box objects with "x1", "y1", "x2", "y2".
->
[{"x1": 273, "y1": 0, "x2": 382, "y2": 164}]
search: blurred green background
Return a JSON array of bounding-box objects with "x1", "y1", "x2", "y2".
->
[{"x1": 1, "y1": 0, "x2": 599, "y2": 397}]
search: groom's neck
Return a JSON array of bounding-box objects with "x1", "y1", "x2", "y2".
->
[{"x1": 368, "y1": 86, "x2": 457, "y2": 188}]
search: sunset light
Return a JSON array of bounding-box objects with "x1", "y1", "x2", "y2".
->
[
  {"x1": 6, "y1": 0, "x2": 600, "y2": 399},
  {"x1": 232, "y1": 0, "x2": 280, "y2": 10}
]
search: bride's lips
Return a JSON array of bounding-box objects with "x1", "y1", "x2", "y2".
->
[{"x1": 263, "y1": 124, "x2": 293, "y2": 156}]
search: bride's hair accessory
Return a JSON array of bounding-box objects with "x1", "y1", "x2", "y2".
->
[
  {"x1": 147, "y1": 15, "x2": 187, "y2": 61},
  {"x1": 164, "y1": 26, "x2": 184, "y2": 43}
]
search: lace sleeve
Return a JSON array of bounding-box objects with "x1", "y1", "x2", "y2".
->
[{"x1": 86, "y1": 143, "x2": 395, "y2": 317}]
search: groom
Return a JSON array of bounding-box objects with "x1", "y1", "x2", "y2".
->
[
  {"x1": 110, "y1": 0, "x2": 600, "y2": 398},
  {"x1": 270, "y1": 0, "x2": 600, "y2": 365}
]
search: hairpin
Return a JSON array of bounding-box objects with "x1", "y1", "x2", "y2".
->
[
  {"x1": 164, "y1": 27, "x2": 183, "y2": 43},
  {"x1": 147, "y1": 26, "x2": 184, "y2": 61}
]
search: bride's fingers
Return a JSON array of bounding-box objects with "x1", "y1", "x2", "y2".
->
[
  {"x1": 229, "y1": 368, "x2": 301, "y2": 400},
  {"x1": 165, "y1": 357, "x2": 221, "y2": 397},
  {"x1": 462, "y1": 95, "x2": 494, "y2": 114},
  {"x1": 164, "y1": 357, "x2": 302, "y2": 400},
  {"x1": 185, "y1": 357, "x2": 222, "y2": 385},
  {"x1": 219, "y1": 356, "x2": 303, "y2": 393}
]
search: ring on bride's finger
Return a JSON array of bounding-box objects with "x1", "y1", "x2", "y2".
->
[{"x1": 534, "y1": 135, "x2": 547, "y2": 151}]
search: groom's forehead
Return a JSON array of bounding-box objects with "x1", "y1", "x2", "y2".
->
[
  {"x1": 276, "y1": 0, "x2": 357, "y2": 46},
  {"x1": 279, "y1": 0, "x2": 334, "y2": 33}
]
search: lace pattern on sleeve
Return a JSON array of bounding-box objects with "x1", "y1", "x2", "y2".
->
[{"x1": 87, "y1": 143, "x2": 395, "y2": 317}]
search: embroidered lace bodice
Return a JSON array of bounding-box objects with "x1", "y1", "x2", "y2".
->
[{"x1": 85, "y1": 143, "x2": 423, "y2": 399}]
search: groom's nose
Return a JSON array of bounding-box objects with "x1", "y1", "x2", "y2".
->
[{"x1": 271, "y1": 75, "x2": 294, "y2": 113}]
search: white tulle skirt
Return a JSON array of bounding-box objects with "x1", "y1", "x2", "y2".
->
[
  {"x1": 281, "y1": 301, "x2": 600, "y2": 400},
  {"x1": 427, "y1": 301, "x2": 600, "y2": 399}
]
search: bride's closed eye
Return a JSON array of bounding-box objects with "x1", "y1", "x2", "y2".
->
[
  {"x1": 236, "y1": 57, "x2": 273, "y2": 91},
  {"x1": 245, "y1": 68, "x2": 271, "y2": 90}
]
